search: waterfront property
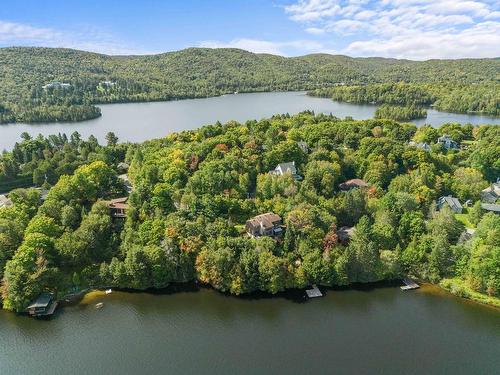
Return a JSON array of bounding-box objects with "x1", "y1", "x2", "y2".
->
[
  {"x1": 26, "y1": 293, "x2": 58, "y2": 317},
  {"x1": 106, "y1": 197, "x2": 129, "y2": 218},
  {"x1": 245, "y1": 212, "x2": 283, "y2": 238},
  {"x1": 270, "y1": 161, "x2": 302, "y2": 181},
  {"x1": 339, "y1": 178, "x2": 369, "y2": 191},
  {"x1": 437, "y1": 195, "x2": 463, "y2": 213}
]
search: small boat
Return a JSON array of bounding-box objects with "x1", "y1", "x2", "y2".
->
[
  {"x1": 95, "y1": 302, "x2": 104, "y2": 309},
  {"x1": 105, "y1": 289, "x2": 112, "y2": 294}
]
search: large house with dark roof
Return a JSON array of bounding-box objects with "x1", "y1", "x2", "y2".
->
[
  {"x1": 245, "y1": 212, "x2": 283, "y2": 238},
  {"x1": 339, "y1": 178, "x2": 369, "y2": 191},
  {"x1": 437, "y1": 196, "x2": 463, "y2": 213},
  {"x1": 437, "y1": 135, "x2": 459, "y2": 150},
  {"x1": 106, "y1": 197, "x2": 129, "y2": 218},
  {"x1": 481, "y1": 182, "x2": 500, "y2": 204}
]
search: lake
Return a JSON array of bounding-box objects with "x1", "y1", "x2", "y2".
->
[
  {"x1": 1, "y1": 91, "x2": 499, "y2": 150},
  {"x1": 0, "y1": 285, "x2": 498, "y2": 374}
]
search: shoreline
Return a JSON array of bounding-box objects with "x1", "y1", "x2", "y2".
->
[{"x1": 65, "y1": 279, "x2": 500, "y2": 313}]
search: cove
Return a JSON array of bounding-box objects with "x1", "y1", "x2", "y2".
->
[{"x1": 1, "y1": 91, "x2": 499, "y2": 151}]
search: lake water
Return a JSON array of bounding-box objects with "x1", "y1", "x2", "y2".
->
[
  {"x1": 0, "y1": 285, "x2": 498, "y2": 375},
  {"x1": 1, "y1": 91, "x2": 499, "y2": 150}
]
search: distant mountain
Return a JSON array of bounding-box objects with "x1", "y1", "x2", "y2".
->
[{"x1": 0, "y1": 47, "x2": 498, "y2": 123}]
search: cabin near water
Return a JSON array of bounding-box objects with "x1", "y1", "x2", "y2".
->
[{"x1": 26, "y1": 293, "x2": 58, "y2": 317}]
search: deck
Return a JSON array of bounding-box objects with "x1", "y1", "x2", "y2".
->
[
  {"x1": 401, "y1": 278, "x2": 420, "y2": 291},
  {"x1": 306, "y1": 285, "x2": 323, "y2": 298}
]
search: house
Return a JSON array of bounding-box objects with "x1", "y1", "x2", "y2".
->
[
  {"x1": 100, "y1": 80, "x2": 116, "y2": 87},
  {"x1": 26, "y1": 293, "x2": 58, "y2": 317},
  {"x1": 481, "y1": 182, "x2": 500, "y2": 203},
  {"x1": 117, "y1": 162, "x2": 129, "y2": 172},
  {"x1": 408, "y1": 141, "x2": 431, "y2": 152},
  {"x1": 297, "y1": 141, "x2": 309, "y2": 154},
  {"x1": 245, "y1": 212, "x2": 283, "y2": 238},
  {"x1": 437, "y1": 134, "x2": 459, "y2": 150},
  {"x1": 481, "y1": 203, "x2": 500, "y2": 215},
  {"x1": 118, "y1": 174, "x2": 133, "y2": 194},
  {"x1": 106, "y1": 197, "x2": 129, "y2": 218},
  {"x1": 337, "y1": 226, "x2": 355, "y2": 245},
  {"x1": 270, "y1": 161, "x2": 302, "y2": 180},
  {"x1": 339, "y1": 178, "x2": 369, "y2": 191},
  {"x1": 42, "y1": 82, "x2": 71, "y2": 90},
  {"x1": 437, "y1": 196, "x2": 463, "y2": 213},
  {"x1": 0, "y1": 194, "x2": 13, "y2": 209}
]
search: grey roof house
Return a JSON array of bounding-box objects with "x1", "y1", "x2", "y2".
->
[
  {"x1": 437, "y1": 196, "x2": 463, "y2": 213},
  {"x1": 437, "y1": 135, "x2": 459, "y2": 150},
  {"x1": 481, "y1": 203, "x2": 500, "y2": 214},
  {"x1": 481, "y1": 182, "x2": 500, "y2": 204},
  {"x1": 270, "y1": 161, "x2": 302, "y2": 180}
]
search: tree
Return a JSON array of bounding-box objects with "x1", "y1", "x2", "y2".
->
[{"x1": 105, "y1": 132, "x2": 119, "y2": 147}]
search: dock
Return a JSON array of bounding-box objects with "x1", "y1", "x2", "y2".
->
[
  {"x1": 306, "y1": 285, "x2": 323, "y2": 298},
  {"x1": 401, "y1": 278, "x2": 420, "y2": 291}
]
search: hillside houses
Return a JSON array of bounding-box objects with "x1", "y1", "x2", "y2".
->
[
  {"x1": 339, "y1": 178, "x2": 369, "y2": 191},
  {"x1": 481, "y1": 182, "x2": 500, "y2": 203},
  {"x1": 245, "y1": 212, "x2": 283, "y2": 238},
  {"x1": 437, "y1": 134, "x2": 459, "y2": 150},
  {"x1": 437, "y1": 196, "x2": 463, "y2": 214},
  {"x1": 270, "y1": 161, "x2": 302, "y2": 181}
]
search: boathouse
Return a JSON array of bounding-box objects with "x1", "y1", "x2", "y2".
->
[{"x1": 26, "y1": 293, "x2": 58, "y2": 317}]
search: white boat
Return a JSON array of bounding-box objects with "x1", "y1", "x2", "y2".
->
[
  {"x1": 105, "y1": 289, "x2": 112, "y2": 294},
  {"x1": 95, "y1": 302, "x2": 104, "y2": 309}
]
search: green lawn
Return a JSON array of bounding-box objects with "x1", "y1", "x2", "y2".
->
[
  {"x1": 440, "y1": 278, "x2": 500, "y2": 308},
  {"x1": 455, "y1": 213, "x2": 474, "y2": 229}
]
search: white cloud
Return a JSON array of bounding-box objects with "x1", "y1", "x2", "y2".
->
[
  {"x1": 199, "y1": 38, "x2": 323, "y2": 56},
  {"x1": 0, "y1": 21, "x2": 58, "y2": 42},
  {"x1": 305, "y1": 27, "x2": 326, "y2": 34},
  {"x1": 0, "y1": 20, "x2": 150, "y2": 55},
  {"x1": 284, "y1": 0, "x2": 500, "y2": 58},
  {"x1": 344, "y1": 21, "x2": 500, "y2": 59}
]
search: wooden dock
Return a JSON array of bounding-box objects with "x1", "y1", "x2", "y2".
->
[
  {"x1": 306, "y1": 285, "x2": 323, "y2": 298},
  {"x1": 401, "y1": 278, "x2": 420, "y2": 291}
]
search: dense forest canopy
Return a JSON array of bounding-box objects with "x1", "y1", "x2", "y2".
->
[
  {"x1": 309, "y1": 82, "x2": 500, "y2": 116},
  {"x1": 1, "y1": 112, "x2": 499, "y2": 311},
  {"x1": 0, "y1": 47, "x2": 499, "y2": 123}
]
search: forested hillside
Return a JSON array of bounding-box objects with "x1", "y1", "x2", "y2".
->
[
  {"x1": 0, "y1": 47, "x2": 498, "y2": 123},
  {"x1": 309, "y1": 82, "x2": 500, "y2": 117},
  {"x1": 1, "y1": 113, "x2": 499, "y2": 311}
]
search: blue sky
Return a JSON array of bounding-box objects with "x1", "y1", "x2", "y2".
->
[{"x1": 0, "y1": 0, "x2": 499, "y2": 59}]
